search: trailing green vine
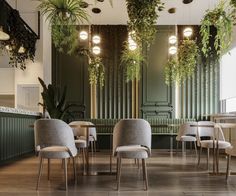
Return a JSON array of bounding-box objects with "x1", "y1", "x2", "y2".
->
[
  {"x1": 164, "y1": 39, "x2": 199, "y2": 85},
  {"x1": 38, "y1": 0, "x2": 88, "y2": 54},
  {"x1": 200, "y1": 0, "x2": 234, "y2": 58},
  {"x1": 125, "y1": 0, "x2": 164, "y2": 47},
  {"x1": 121, "y1": 42, "x2": 144, "y2": 82},
  {"x1": 88, "y1": 57, "x2": 105, "y2": 87}
]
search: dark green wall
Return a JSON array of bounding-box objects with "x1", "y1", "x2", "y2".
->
[
  {"x1": 52, "y1": 25, "x2": 175, "y2": 119},
  {"x1": 141, "y1": 26, "x2": 175, "y2": 118}
]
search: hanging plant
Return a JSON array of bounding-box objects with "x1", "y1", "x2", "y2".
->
[
  {"x1": 2, "y1": 10, "x2": 37, "y2": 70},
  {"x1": 178, "y1": 39, "x2": 199, "y2": 81},
  {"x1": 125, "y1": 0, "x2": 164, "y2": 47},
  {"x1": 121, "y1": 42, "x2": 144, "y2": 82},
  {"x1": 164, "y1": 57, "x2": 178, "y2": 86},
  {"x1": 200, "y1": 1, "x2": 234, "y2": 58},
  {"x1": 88, "y1": 57, "x2": 105, "y2": 87},
  {"x1": 164, "y1": 39, "x2": 199, "y2": 85},
  {"x1": 38, "y1": 0, "x2": 88, "y2": 54}
]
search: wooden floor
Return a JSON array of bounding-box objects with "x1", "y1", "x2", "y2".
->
[{"x1": 0, "y1": 150, "x2": 236, "y2": 196}]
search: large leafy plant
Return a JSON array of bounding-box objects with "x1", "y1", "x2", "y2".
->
[
  {"x1": 164, "y1": 39, "x2": 199, "y2": 85},
  {"x1": 125, "y1": 0, "x2": 164, "y2": 47},
  {"x1": 38, "y1": 77, "x2": 73, "y2": 119},
  {"x1": 200, "y1": 0, "x2": 234, "y2": 58},
  {"x1": 38, "y1": 0, "x2": 88, "y2": 54},
  {"x1": 121, "y1": 42, "x2": 144, "y2": 82}
]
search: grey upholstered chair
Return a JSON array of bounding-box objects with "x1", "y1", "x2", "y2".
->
[
  {"x1": 69, "y1": 121, "x2": 89, "y2": 170},
  {"x1": 34, "y1": 119, "x2": 77, "y2": 190},
  {"x1": 176, "y1": 122, "x2": 198, "y2": 156},
  {"x1": 113, "y1": 119, "x2": 152, "y2": 191},
  {"x1": 69, "y1": 121, "x2": 97, "y2": 153},
  {"x1": 197, "y1": 121, "x2": 231, "y2": 169}
]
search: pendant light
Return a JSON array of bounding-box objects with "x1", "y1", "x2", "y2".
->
[
  {"x1": 183, "y1": 27, "x2": 193, "y2": 37},
  {"x1": 92, "y1": 46, "x2": 101, "y2": 55},
  {"x1": 92, "y1": 35, "x2": 101, "y2": 44},
  {"x1": 169, "y1": 35, "x2": 177, "y2": 44},
  {"x1": 80, "y1": 30, "x2": 88, "y2": 40},
  {"x1": 0, "y1": 26, "x2": 10, "y2": 41},
  {"x1": 169, "y1": 46, "x2": 177, "y2": 55}
]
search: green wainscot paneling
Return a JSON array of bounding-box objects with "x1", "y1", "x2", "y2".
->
[
  {"x1": 0, "y1": 112, "x2": 39, "y2": 163},
  {"x1": 141, "y1": 26, "x2": 175, "y2": 119}
]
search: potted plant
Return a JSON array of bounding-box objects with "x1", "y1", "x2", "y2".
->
[
  {"x1": 88, "y1": 57, "x2": 105, "y2": 87},
  {"x1": 200, "y1": 1, "x2": 234, "y2": 58},
  {"x1": 38, "y1": 0, "x2": 88, "y2": 54},
  {"x1": 125, "y1": 0, "x2": 164, "y2": 47}
]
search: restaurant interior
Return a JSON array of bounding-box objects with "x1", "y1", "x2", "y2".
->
[{"x1": 1, "y1": 0, "x2": 236, "y2": 195}]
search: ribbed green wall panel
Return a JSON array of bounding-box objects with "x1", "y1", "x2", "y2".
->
[
  {"x1": 179, "y1": 58, "x2": 220, "y2": 120},
  {"x1": 0, "y1": 112, "x2": 39, "y2": 163}
]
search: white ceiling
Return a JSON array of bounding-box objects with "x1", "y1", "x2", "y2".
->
[{"x1": 7, "y1": 0, "x2": 221, "y2": 25}]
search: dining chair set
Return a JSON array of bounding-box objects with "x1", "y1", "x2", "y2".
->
[
  {"x1": 175, "y1": 121, "x2": 235, "y2": 179},
  {"x1": 34, "y1": 118, "x2": 152, "y2": 191}
]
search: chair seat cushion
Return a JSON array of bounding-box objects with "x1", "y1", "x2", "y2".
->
[
  {"x1": 116, "y1": 145, "x2": 149, "y2": 159},
  {"x1": 79, "y1": 136, "x2": 96, "y2": 142},
  {"x1": 200, "y1": 140, "x2": 231, "y2": 149},
  {"x1": 75, "y1": 139, "x2": 87, "y2": 148},
  {"x1": 178, "y1": 135, "x2": 196, "y2": 142},
  {"x1": 39, "y1": 146, "x2": 73, "y2": 159},
  {"x1": 226, "y1": 146, "x2": 236, "y2": 156}
]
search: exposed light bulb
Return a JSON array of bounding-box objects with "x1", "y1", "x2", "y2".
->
[
  {"x1": 128, "y1": 40, "x2": 137, "y2": 51},
  {"x1": 169, "y1": 46, "x2": 177, "y2": 55},
  {"x1": 5, "y1": 45, "x2": 12, "y2": 51},
  {"x1": 183, "y1": 27, "x2": 193, "y2": 37},
  {"x1": 18, "y1": 46, "x2": 25, "y2": 54},
  {"x1": 79, "y1": 31, "x2": 88, "y2": 40},
  {"x1": 92, "y1": 35, "x2": 101, "y2": 44},
  {"x1": 169, "y1": 35, "x2": 177, "y2": 44},
  {"x1": 92, "y1": 46, "x2": 101, "y2": 55}
]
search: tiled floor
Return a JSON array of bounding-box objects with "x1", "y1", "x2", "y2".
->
[{"x1": 0, "y1": 150, "x2": 236, "y2": 196}]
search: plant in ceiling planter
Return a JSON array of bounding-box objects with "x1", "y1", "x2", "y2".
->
[
  {"x1": 2, "y1": 10, "x2": 37, "y2": 70},
  {"x1": 164, "y1": 39, "x2": 199, "y2": 85},
  {"x1": 121, "y1": 42, "x2": 144, "y2": 82},
  {"x1": 88, "y1": 57, "x2": 105, "y2": 87},
  {"x1": 200, "y1": 1, "x2": 234, "y2": 58},
  {"x1": 125, "y1": 0, "x2": 164, "y2": 48},
  {"x1": 38, "y1": 0, "x2": 88, "y2": 54}
]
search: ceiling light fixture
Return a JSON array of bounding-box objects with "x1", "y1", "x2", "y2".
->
[
  {"x1": 79, "y1": 31, "x2": 88, "y2": 40},
  {"x1": 169, "y1": 46, "x2": 177, "y2": 55},
  {"x1": 169, "y1": 35, "x2": 177, "y2": 44},
  {"x1": 92, "y1": 46, "x2": 101, "y2": 55},
  {"x1": 92, "y1": 35, "x2": 101, "y2": 44},
  {"x1": 0, "y1": 26, "x2": 10, "y2": 41},
  {"x1": 183, "y1": 27, "x2": 193, "y2": 37},
  {"x1": 183, "y1": 0, "x2": 193, "y2": 4}
]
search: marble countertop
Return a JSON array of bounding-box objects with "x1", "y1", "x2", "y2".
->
[{"x1": 0, "y1": 106, "x2": 41, "y2": 116}]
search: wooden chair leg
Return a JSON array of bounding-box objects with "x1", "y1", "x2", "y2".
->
[
  {"x1": 82, "y1": 148, "x2": 86, "y2": 172},
  {"x1": 36, "y1": 157, "x2": 44, "y2": 190},
  {"x1": 94, "y1": 141, "x2": 97, "y2": 153},
  {"x1": 63, "y1": 159, "x2": 68, "y2": 190},
  {"x1": 198, "y1": 147, "x2": 202, "y2": 166},
  {"x1": 176, "y1": 141, "x2": 179, "y2": 154},
  {"x1": 142, "y1": 159, "x2": 148, "y2": 191},
  {"x1": 117, "y1": 158, "x2": 122, "y2": 191},
  {"x1": 47, "y1": 158, "x2": 50, "y2": 181},
  {"x1": 72, "y1": 157, "x2": 77, "y2": 182},
  {"x1": 91, "y1": 141, "x2": 94, "y2": 154},
  {"x1": 226, "y1": 154, "x2": 231, "y2": 180},
  {"x1": 207, "y1": 148, "x2": 209, "y2": 170},
  {"x1": 194, "y1": 141, "x2": 198, "y2": 158}
]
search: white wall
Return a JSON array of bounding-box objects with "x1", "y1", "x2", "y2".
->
[{"x1": 0, "y1": 68, "x2": 15, "y2": 95}]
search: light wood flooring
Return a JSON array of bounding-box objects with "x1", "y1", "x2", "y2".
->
[{"x1": 0, "y1": 150, "x2": 236, "y2": 196}]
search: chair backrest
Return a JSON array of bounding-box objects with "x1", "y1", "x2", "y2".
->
[
  {"x1": 197, "y1": 121, "x2": 225, "y2": 141},
  {"x1": 113, "y1": 119, "x2": 152, "y2": 156},
  {"x1": 176, "y1": 122, "x2": 198, "y2": 140},
  {"x1": 69, "y1": 121, "x2": 97, "y2": 140},
  {"x1": 34, "y1": 119, "x2": 77, "y2": 157}
]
